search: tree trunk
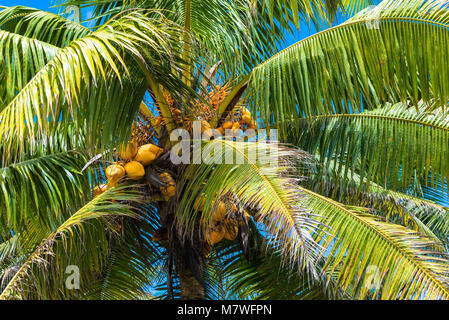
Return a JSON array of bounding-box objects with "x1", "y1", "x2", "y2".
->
[{"x1": 179, "y1": 268, "x2": 205, "y2": 300}]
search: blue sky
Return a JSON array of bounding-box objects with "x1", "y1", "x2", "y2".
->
[
  {"x1": 0, "y1": 0, "x2": 343, "y2": 49},
  {"x1": 1, "y1": 0, "x2": 368, "y2": 52}
]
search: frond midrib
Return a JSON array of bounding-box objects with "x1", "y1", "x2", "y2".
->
[{"x1": 295, "y1": 113, "x2": 449, "y2": 133}]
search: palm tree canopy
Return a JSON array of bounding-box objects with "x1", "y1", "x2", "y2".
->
[{"x1": 2, "y1": 0, "x2": 449, "y2": 300}]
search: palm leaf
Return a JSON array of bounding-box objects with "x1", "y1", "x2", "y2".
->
[
  {"x1": 0, "y1": 9, "x2": 187, "y2": 162},
  {"x1": 0, "y1": 6, "x2": 91, "y2": 47},
  {"x1": 302, "y1": 187, "x2": 449, "y2": 299},
  {"x1": 0, "y1": 185, "x2": 142, "y2": 300},
  {"x1": 0, "y1": 151, "x2": 91, "y2": 234},
  {"x1": 249, "y1": 0, "x2": 449, "y2": 128},
  {"x1": 288, "y1": 101, "x2": 449, "y2": 195},
  {"x1": 176, "y1": 140, "x2": 323, "y2": 278}
]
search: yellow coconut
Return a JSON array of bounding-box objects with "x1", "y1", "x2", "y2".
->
[
  {"x1": 222, "y1": 121, "x2": 233, "y2": 130},
  {"x1": 92, "y1": 184, "x2": 107, "y2": 197},
  {"x1": 162, "y1": 185, "x2": 176, "y2": 198},
  {"x1": 247, "y1": 120, "x2": 257, "y2": 130},
  {"x1": 124, "y1": 161, "x2": 145, "y2": 180},
  {"x1": 212, "y1": 201, "x2": 227, "y2": 221},
  {"x1": 134, "y1": 144, "x2": 162, "y2": 166},
  {"x1": 206, "y1": 225, "x2": 225, "y2": 246},
  {"x1": 106, "y1": 164, "x2": 126, "y2": 185},
  {"x1": 148, "y1": 144, "x2": 164, "y2": 156},
  {"x1": 230, "y1": 122, "x2": 240, "y2": 136},
  {"x1": 118, "y1": 141, "x2": 138, "y2": 161},
  {"x1": 135, "y1": 149, "x2": 156, "y2": 166},
  {"x1": 241, "y1": 114, "x2": 252, "y2": 125}
]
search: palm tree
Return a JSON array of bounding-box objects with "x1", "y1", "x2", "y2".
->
[{"x1": 1, "y1": 0, "x2": 449, "y2": 300}]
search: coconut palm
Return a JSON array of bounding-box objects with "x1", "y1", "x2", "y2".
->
[{"x1": 2, "y1": 0, "x2": 449, "y2": 300}]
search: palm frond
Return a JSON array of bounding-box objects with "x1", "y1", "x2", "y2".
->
[
  {"x1": 249, "y1": 0, "x2": 449, "y2": 127},
  {"x1": 177, "y1": 140, "x2": 323, "y2": 279},
  {"x1": 302, "y1": 187, "x2": 449, "y2": 299},
  {"x1": 0, "y1": 185, "x2": 142, "y2": 300},
  {"x1": 0, "y1": 6, "x2": 91, "y2": 47},
  {"x1": 0, "y1": 29, "x2": 59, "y2": 109},
  {"x1": 288, "y1": 101, "x2": 449, "y2": 195},
  {"x1": 0, "y1": 9, "x2": 188, "y2": 161},
  {"x1": 0, "y1": 151, "x2": 91, "y2": 234},
  {"x1": 303, "y1": 155, "x2": 448, "y2": 246}
]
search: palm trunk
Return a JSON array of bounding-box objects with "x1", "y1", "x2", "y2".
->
[{"x1": 179, "y1": 268, "x2": 205, "y2": 300}]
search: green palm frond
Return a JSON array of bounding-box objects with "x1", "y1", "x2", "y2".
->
[
  {"x1": 0, "y1": 185, "x2": 142, "y2": 300},
  {"x1": 177, "y1": 140, "x2": 323, "y2": 277},
  {"x1": 82, "y1": 203, "x2": 165, "y2": 300},
  {"x1": 302, "y1": 155, "x2": 448, "y2": 246},
  {"x1": 54, "y1": 0, "x2": 372, "y2": 77},
  {"x1": 0, "y1": 151, "x2": 91, "y2": 234},
  {"x1": 0, "y1": 9, "x2": 188, "y2": 161},
  {"x1": 288, "y1": 101, "x2": 449, "y2": 195},
  {"x1": 0, "y1": 6, "x2": 91, "y2": 47},
  {"x1": 341, "y1": 0, "x2": 374, "y2": 17},
  {"x1": 0, "y1": 29, "x2": 59, "y2": 108},
  {"x1": 212, "y1": 224, "x2": 345, "y2": 300},
  {"x1": 249, "y1": 0, "x2": 449, "y2": 127},
  {"x1": 56, "y1": 0, "x2": 290, "y2": 77},
  {"x1": 302, "y1": 187, "x2": 449, "y2": 299}
]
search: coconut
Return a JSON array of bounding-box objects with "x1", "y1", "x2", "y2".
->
[
  {"x1": 212, "y1": 201, "x2": 227, "y2": 221},
  {"x1": 216, "y1": 127, "x2": 225, "y2": 135},
  {"x1": 92, "y1": 184, "x2": 107, "y2": 197},
  {"x1": 106, "y1": 164, "x2": 126, "y2": 185},
  {"x1": 159, "y1": 172, "x2": 176, "y2": 198},
  {"x1": 206, "y1": 225, "x2": 225, "y2": 245},
  {"x1": 162, "y1": 185, "x2": 176, "y2": 198},
  {"x1": 247, "y1": 120, "x2": 257, "y2": 130},
  {"x1": 222, "y1": 121, "x2": 233, "y2": 129},
  {"x1": 241, "y1": 114, "x2": 251, "y2": 124},
  {"x1": 134, "y1": 144, "x2": 162, "y2": 166},
  {"x1": 124, "y1": 161, "x2": 145, "y2": 180}
]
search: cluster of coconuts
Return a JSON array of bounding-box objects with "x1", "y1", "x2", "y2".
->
[
  {"x1": 151, "y1": 195, "x2": 251, "y2": 254},
  {"x1": 215, "y1": 107, "x2": 257, "y2": 136},
  {"x1": 172, "y1": 106, "x2": 257, "y2": 138},
  {"x1": 92, "y1": 141, "x2": 176, "y2": 199},
  {"x1": 193, "y1": 195, "x2": 251, "y2": 253}
]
